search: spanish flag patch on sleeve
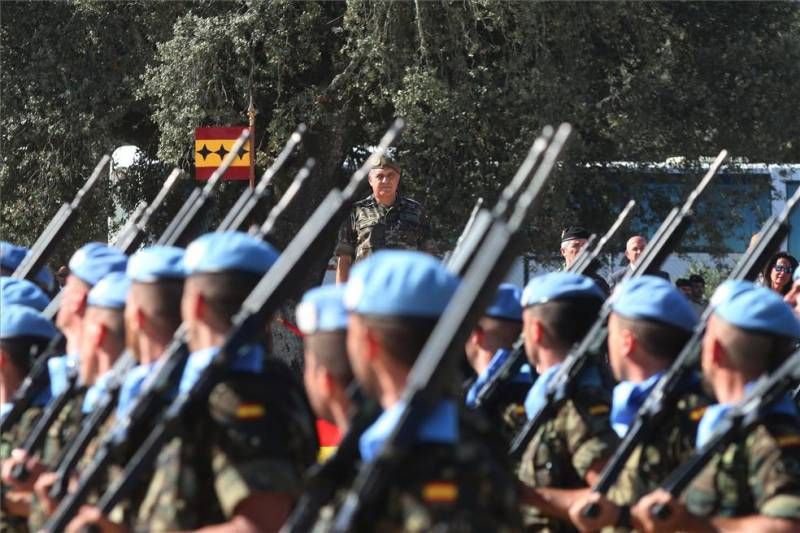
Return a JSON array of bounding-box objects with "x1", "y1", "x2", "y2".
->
[{"x1": 422, "y1": 481, "x2": 458, "y2": 504}]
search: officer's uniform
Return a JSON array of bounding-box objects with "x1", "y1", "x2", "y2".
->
[
  {"x1": 602, "y1": 277, "x2": 711, "y2": 520},
  {"x1": 516, "y1": 272, "x2": 619, "y2": 532},
  {"x1": 334, "y1": 157, "x2": 434, "y2": 263},
  {"x1": 135, "y1": 232, "x2": 318, "y2": 531},
  {"x1": 313, "y1": 250, "x2": 522, "y2": 531},
  {"x1": 683, "y1": 283, "x2": 800, "y2": 521},
  {"x1": 0, "y1": 305, "x2": 57, "y2": 533},
  {"x1": 464, "y1": 283, "x2": 533, "y2": 441}
]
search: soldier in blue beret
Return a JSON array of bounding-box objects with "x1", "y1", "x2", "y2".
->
[
  {"x1": 106, "y1": 231, "x2": 318, "y2": 533},
  {"x1": 632, "y1": 281, "x2": 800, "y2": 533},
  {"x1": 569, "y1": 276, "x2": 710, "y2": 532},
  {"x1": 297, "y1": 284, "x2": 354, "y2": 442},
  {"x1": 464, "y1": 283, "x2": 532, "y2": 440},
  {"x1": 1, "y1": 278, "x2": 50, "y2": 312},
  {"x1": 0, "y1": 305, "x2": 57, "y2": 530},
  {"x1": 515, "y1": 271, "x2": 619, "y2": 531},
  {"x1": 325, "y1": 250, "x2": 521, "y2": 531},
  {"x1": 0, "y1": 241, "x2": 56, "y2": 295},
  {"x1": 25, "y1": 272, "x2": 132, "y2": 529}
]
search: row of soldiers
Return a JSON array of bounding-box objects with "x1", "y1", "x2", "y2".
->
[
  {"x1": 2, "y1": 224, "x2": 800, "y2": 532},
  {"x1": 1, "y1": 131, "x2": 799, "y2": 532}
]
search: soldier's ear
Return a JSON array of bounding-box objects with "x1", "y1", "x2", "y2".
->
[
  {"x1": 620, "y1": 328, "x2": 636, "y2": 358},
  {"x1": 364, "y1": 326, "x2": 381, "y2": 362}
]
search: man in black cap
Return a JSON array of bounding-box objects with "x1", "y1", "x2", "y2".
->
[
  {"x1": 560, "y1": 227, "x2": 610, "y2": 294},
  {"x1": 333, "y1": 154, "x2": 434, "y2": 283},
  {"x1": 689, "y1": 274, "x2": 708, "y2": 308}
]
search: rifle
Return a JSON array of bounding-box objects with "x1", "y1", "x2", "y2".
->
[
  {"x1": 443, "y1": 197, "x2": 484, "y2": 266},
  {"x1": 13, "y1": 156, "x2": 110, "y2": 282},
  {"x1": 508, "y1": 150, "x2": 728, "y2": 461},
  {"x1": 44, "y1": 120, "x2": 403, "y2": 531},
  {"x1": 649, "y1": 348, "x2": 800, "y2": 520},
  {"x1": 0, "y1": 169, "x2": 185, "y2": 433},
  {"x1": 446, "y1": 126, "x2": 555, "y2": 276},
  {"x1": 156, "y1": 130, "x2": 250, "y2": 247},
  {"x1": 115, "y1": 168, "x2": 184, "y2": 253},
  {"x1": 111, "y1": 201, "x2": 147, "y2": 248},
  {"x1": 471, "y1": 200, "x2": 635, "y2": 410},
  {"x1": 330, "y1": 123, "x2": 572, "y2": 532},
  {"x1": 218, "y1": 124, "x2": 306, "y2": 232},
  {"x1": 581, "y1": 181, "x2": 800, "y2": 517}
]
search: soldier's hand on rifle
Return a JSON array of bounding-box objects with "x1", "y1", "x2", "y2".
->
[
  {"x1": 632, "y1": 489, "x2": 689, "y2": 533},
  {"x1": 65, "y1": 505, "x2": 128, "y2": 533},
  {"x1": 33, "y1": 471, "x2": 61, "y2": 517},
  {"x1": 1, "y1": 449, "x2": 44, "y2": 491},
  {"x1": 568, "y1": 493, "x2": 620, "y2": 532}
]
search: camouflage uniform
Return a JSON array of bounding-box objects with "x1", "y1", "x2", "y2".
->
[
  {"x1": 608, "y1": 384, "x2": 710, "y2": 508},
  {"x1": 313, "y1": 407, "x2": 522, "y2": 532},
  {"x1": 135, "y1": 358, "x2": 318, "y2": 531},
  {"x1": 334, "y1": 195, "x2": 433, "y2": 263},
  {"x1": 1, "y1": 407, "x2": 43, "y2": 533},
  {"x1": 517, "y1": 386, "x2": 619, "y2": 532},
  {"x1": 27, "y1": 391, "x2": 86, "y2": 532},
  {"x1": 684, "y1": 413, "x2": 800, "y2": 520}
]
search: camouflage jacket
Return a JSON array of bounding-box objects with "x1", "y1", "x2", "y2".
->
[
  {"x1": 135, "y1": 358, "x2": 318, "y2": 531},
  {"x1": 334, "y1": 194, "x2": 433, "y2": 262},
  {"x1": 517, "y1": 387, "x2": 619, "y2": 532},
  {"x1": 684, "y1": 413, "x2": 800, "y2": 520},
  {"x1": 1, "y1": 406, "x2": 43, "y2": 533},
  {"x1": 313, "y1": 407, "x2": 522, "y2": 532},
  {"x1": 608, "y1": 385, "x2": 710, "y2": 507}
]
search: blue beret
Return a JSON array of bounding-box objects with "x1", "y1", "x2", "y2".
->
[
  {"x1": 1, "y1": 241, "x2": 55, "y2": 291},
  {"x1": 87, "y1": 272, "x2": 131, "y2": 309},
  {"x1": 485, "y1": 283, "x2": 523, "y2": 321},
  {"x1": 0, "y1": 304, "x2": 57, "y2": 340},
  {"x1": 127, "y1": 246, "x2": 186, "y2": 283},
  {"x1": 521, "y1": 272, "x2": 605, "y2": 307},
  {"x1": 68, "y1": 243, "x2": 128, "y2": 286},
  {"x1": 297, "y1": 285, "x2": 348, "y2": 334},
  {"x1": 611, "y1": 275, "x2": 697, "y2": 332},
  {"x1": 183, "y1": 232, "x2": 278, "y2": 275},
  {"x1": 712, "y1": 281, "x2": 800, "y2": 338},
  {"x1": 344, "y1": 251, "x2": 459, "y2": 318},
  {"x1": 1, "y1": 278, "x2": 50, "y2": 311}
]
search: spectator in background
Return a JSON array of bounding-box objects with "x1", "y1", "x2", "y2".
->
[
  {"x1": 608, "y1": 235, "x2": 670, "y2": 290},
  {"x1": 688, "y1": 274, "x2": 708, "y2": 307},
  {"x1": 676, "y1": 278, "x2": 693, "y2": 297},
  {"x1": 761, "y1": 251, "x2": 798, "y2": 295},
  {"x1": 677, "y1": 277, "x2": 704, "y2": 315}
]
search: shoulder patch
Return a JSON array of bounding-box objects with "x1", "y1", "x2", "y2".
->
[
  {"x1": 588, "y1": 405, "x2": 610, "y2": 416},
  {"x1": 776, "y1": 435, "x2": 800, "y2": 448},
  {"x1": 689, "y1": 406, "x2": 707, "y2": 422},
  {"x1": 236, "y1": 403, "x2": 266, "y2": 420},
  {"x1": 422, "y1": 481, "x2": 458, "y2": 504}
]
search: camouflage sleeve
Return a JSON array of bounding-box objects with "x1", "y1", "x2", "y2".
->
[
  {"x1": 565, "y1": 392, "x2": 619, "y2": 479},
  {"x1": 749, "y1": 423, "x2": 800, "y2": 519},
  {"x1": 333, "y1": 210, "x2": 356, "y2": 258}
]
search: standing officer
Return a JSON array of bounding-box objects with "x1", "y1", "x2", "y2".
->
[
  {"x1": 560, "y1": 227, "x2": 610, "y2": 294},
  {"x1": 515, "y1": 272, "x2": 619, "y2": 531},
  {"x1": 335, "y1": 250, "x2": 521, "y2": 531},
  {"x1": 333, "y1": 155, "x2": 434, "y2": 283},
  {"x1": 464, "y1": 283, "x2": 532, "y2": 440},
  {"x1": 567, "y1": 276, "x2": 709, "y2": 531},
  {"x1": 631, "y1": 281, "x2": 800, "y2": 532}
]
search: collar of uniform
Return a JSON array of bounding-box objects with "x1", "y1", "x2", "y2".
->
[
  {"x1": 359, "y1": 399, "x2": 459, "y2": 462},
  {"x1": 695, "y1": 380, "x2": 799, "y2": 449},
  {"x1": 179, "y1": 344, "x2": 265, "y2": 395},
  {"x1": 48, "y1": 353, "x2": 78, "y2": 397},
  {"x1": 465, "y1": 348, "x2": 510, "y2": 407},
  {"x1": 611, "y1": 371, "x2": 664, "y2": 437},
  {"x1": 115, "y1": 361, "x2": 158, "y2": 419},
  {"x1": 524, "y1": 363, "x2": 603, "y2": 419},
  {"x1": 0, "y1": 402, "x2": 10, "y2": 418},
  {"x1": 82, "y1": 371, "x2": 114, "y2": 414}
]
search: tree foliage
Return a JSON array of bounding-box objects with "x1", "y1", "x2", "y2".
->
[{"x1": 2, "y1": 0, "x2": 799, "y2": 272}]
